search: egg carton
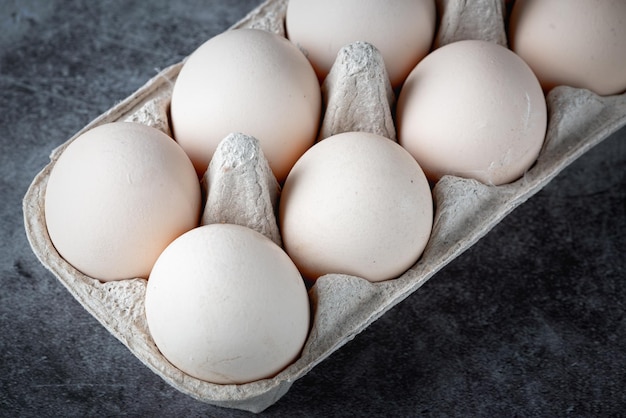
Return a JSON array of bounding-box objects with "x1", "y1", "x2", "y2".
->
[{"x1": 23, "y1": 0, "x2": 626, "y2": 413}]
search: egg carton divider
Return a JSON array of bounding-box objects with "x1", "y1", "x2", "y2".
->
[{"x1": 23, "y1": 0, "x2": 626, "y2": 413}]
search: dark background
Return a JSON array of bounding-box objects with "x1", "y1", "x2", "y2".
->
[{"x1": 2, "y1": 1, "x2": 625, "y2": 416}]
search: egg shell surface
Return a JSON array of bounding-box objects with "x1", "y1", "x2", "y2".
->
[
  {"x1": 509, "y1": 0, "x2": 626, "y2": 96},
  {"x1": 279, "y1": 132, "x2": 433, "y2": 282},
  {"x1": 145, "y1": 223, "x2": 310, "y2": 384},
  {"x1": 285, "y1": 0, "x2": 437, "y2": 88},
  {"x1": 397, "y1": 39, "x2": 547, "y2": 186},
  {"x1": 170, "y1": 28, "x2": 322, "y2": 182},
  {"x1": 44, "y1": 122, "x2": 201, "y2": 282}
]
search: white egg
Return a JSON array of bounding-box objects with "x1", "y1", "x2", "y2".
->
[
  {"x1": 279, "y1": 132, "x2": 433, "y2": 282},
  {"x1": 509, "y1": 0, "x2": 626, "y2": 96},
  {"x1": 44, "y1": 122, "x2": 201, "y2": 282},
  {"x1": 170, "y1": 28, "x2": 322, "y2": 182},
  {"x1": 397, "y1": 39, "x2": 547, "y2": 186},
  {"x1": 145, "y1": 224, "x2": 310, "y2": 384},
  {"x1": 286, "y1": 0, "x2": 437, "y2": 88}
]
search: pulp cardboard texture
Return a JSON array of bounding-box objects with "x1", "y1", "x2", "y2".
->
[
  {"x1": 319, "y1": 41, "x2": 397, "y2": 141},
  {"x1": 22, "y1": 0, "x2": 626, "y2": 413},
  {"x1": 201, "y1": 133, "x2": 283, "y2": 247}
]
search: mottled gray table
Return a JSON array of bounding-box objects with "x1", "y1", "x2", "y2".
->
[{"x1": 2, "y1": 1, "x2": 625, "y2": 416}]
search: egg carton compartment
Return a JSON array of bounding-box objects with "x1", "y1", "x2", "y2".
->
[{"x1": 22, "y1": 0, "x2": 626, "y2": 413}]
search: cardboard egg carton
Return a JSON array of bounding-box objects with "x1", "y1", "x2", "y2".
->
[{"x1": 23, "y1": 0, "x2": 626, "y2": 413}]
